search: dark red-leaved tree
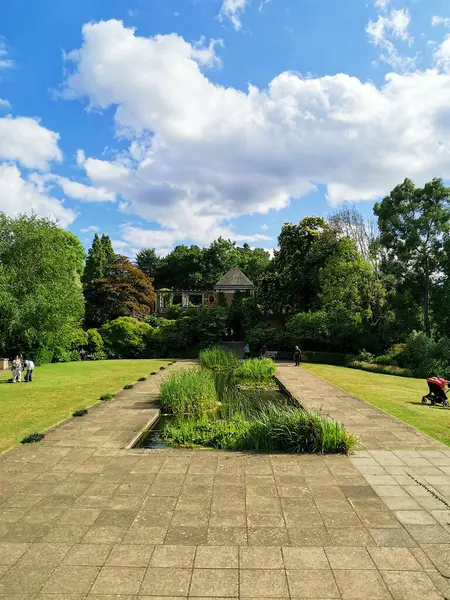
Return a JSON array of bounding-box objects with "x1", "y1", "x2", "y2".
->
[{"x1": 84, "y1": 255, "x2": 155, "y2": 327}]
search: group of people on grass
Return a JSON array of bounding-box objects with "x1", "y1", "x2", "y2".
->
[
  {"x1": 243, "y1": 343, "x2": 302, "y2": 366},
  {"x1": 9, "y1": 355, "x2": 35, "y2": 383}
]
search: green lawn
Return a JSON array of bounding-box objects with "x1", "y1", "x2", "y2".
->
[
  {"x1": 302, "y1": 363, "x2": 450, "y2": 447},
  {"x1": 0, "y1": 359, "x2": 170, "y2": 454}
]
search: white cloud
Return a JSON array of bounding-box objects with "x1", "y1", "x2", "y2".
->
[
  {"x1": 0, "y1": 40, "x2": 13, "y2": 70},
  {"x1": 0, "y1": 99, "x2": 11, "y2": 109},
  {"x1": 0, "y1": 163, "x2": 76, "y2": 227},
  {"x1": 62, "y1": 20, "x2": 450, "y2": 249},
  {"x1": 219, "y1": 0, "x2": 249, "y2": 30},
  {"x1": 432, "y1": 16, "x2": 450, "y2": 28},
  {"x1": 80, "y1": 225, "x2": 100, "y2": 233},
  {"x1": 45, "y1": 174, "x2": 116, "y2": 202},
  {"x1": 366, "y1": 7, "x2": 414, "y2": 70},
  {"x1": 435, "y1": 35, "x2": 450, "y2": 71},
  {"x1": 375, "y1": 0, "x2": 391, "y2": 8},
  {"x1": 0, "y1": 116, "x2": 62, "y2": 170},
  {"x1": 261, "y1": 224, "x2": 269, "y2": 230}
]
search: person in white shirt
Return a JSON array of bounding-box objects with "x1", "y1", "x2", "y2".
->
[
  {"x1": 11, "y1": 355, "x2": 23, "y2": 383},
  {"x1": 24, "y1": 357, "x2": 35, "y2": 383}
]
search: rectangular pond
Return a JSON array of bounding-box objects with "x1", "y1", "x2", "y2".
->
[{"x1": 135, "y1": 384, "x2": 294, "y2": 449}]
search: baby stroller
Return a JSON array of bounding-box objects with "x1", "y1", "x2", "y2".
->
[{"x1": 422, "y1": 377, "x2": 449, "y2": 407}]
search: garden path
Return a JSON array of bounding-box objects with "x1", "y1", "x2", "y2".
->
[{"x1": 0, "y1": 362, "x2": 449, "y2": 597}]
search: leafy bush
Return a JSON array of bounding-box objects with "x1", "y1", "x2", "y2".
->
[
  {"x1": 21, "y1": 433, "x2": 45, "y2": 444},
  {"x1": 53, "y1": 348, "x2": 72, "y2": 363},
  {"x1": 68, "y1": 350, "x2": 81, "y2": 361},
  {"x1": 87, "y1": 328, "x2": 104, "y2": 354},
  {"x1": 348, "y1": 360, "x2": 412, "y2": 377},
  {"x1": 71, "y1": 328, "x2": 88, "y2": 349},
  {"x1": 100, "y1": 393, "x2": 114, "y2": 401},
  {"x1": 100, "y1": 317, "x2": 154, "y2": 358},
  {"x1": 245, "y1": 324, "x2": 283, "y2": 352},
  {"x1": 285, "y1": 311, "x2": 329, "y2": 350},
  {"x1": 91, "y1": 350, "x2": 107, "y2": 361},
  {"x1": 199, "y1": 346, "x2": 239, "y2": 370},
  {"x1": 374, "y1": 354, "x2": 396, "y2": 366},
  {"x1": 235, "y1": 357, "x2": 276, "y2": 379},
  {"x1": 357, "y1": 349, "x2": 375, "y2": 363},
  {"x1": 301, "y1": 351, "x2": 348, "y2": 366},
  {"x1": 33, "y1": 347, "x2": 54, "y2": 366},
  {"x1": 73, "y1": 409, "x2": 88, "y2": 417},
  {"x1": 159, "y1": 367, "x2": 217, "y2": 414}
]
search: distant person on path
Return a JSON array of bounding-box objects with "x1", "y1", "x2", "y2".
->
[
  {"x1": 260, "y1": 344, "x2": 267, "y2": 358},
  {"x1": 294, "y1": 345, "x2": 301, "y2": 367},
  {"x1": 244, "y1": 344, "x2": 250, "y2": 359},
  {"x1": 24, "y1": 357, "x2": 35, "y2": 382},
  {"x1": 11, "y1": 355, "x2": 23, "y2": 383}
]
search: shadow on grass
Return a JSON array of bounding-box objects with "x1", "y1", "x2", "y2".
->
[{"x1": 406, "y1": 401, "x2": 450, "y2": 410}]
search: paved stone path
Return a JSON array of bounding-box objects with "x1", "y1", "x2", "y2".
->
[{"x1": 0, "y1": 363, "x2": 450, "y2": 598}]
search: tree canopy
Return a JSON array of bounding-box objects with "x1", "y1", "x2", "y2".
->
[{"x1": 0, "y1": 213, "x2": 85, "y2": 356}]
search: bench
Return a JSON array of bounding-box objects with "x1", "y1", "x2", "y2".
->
[{"x1": 265, "y1": 350, "x2": 293, "y2": 361}]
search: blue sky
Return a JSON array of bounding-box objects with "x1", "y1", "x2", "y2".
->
[{"x1": 1, "y1": 0, "x2": 450, "y2": 256}]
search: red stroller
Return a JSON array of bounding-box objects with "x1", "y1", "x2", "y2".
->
[{"x1": 422, "y1": 377, "x2": 449, "y2": 407}]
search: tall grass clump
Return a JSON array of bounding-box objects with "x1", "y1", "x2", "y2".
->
[
  {"x1": 160, "y1": 402, "x2": 358, "y2": 454},
  {"x1": 199, "y1": 346, "x2": 239, "y2": 370},
  {"x1": 235, "y1": 357, "x2": 276, "y2": 380},
  {"x1": 160, "y1": 367, "x2": 218, "y2": 414}
]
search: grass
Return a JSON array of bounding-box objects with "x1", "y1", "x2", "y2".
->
[
  {"x1": 199, "y1": 346, "x2": 239, "y2": 370},
  {"x1": 302, "y1": 363, "x2": 450, "y2": 447},
  {"x1": 0, "y1": 359, "x2": 170, "y2": 454},
  {"x1": 235, "y1": 358, "x2": 276, "y2": 380},
  {"x1": 159, "y1": 367, "x2": 218, "y2": 414},
  {"x1": 160, "y1": 369, "x2": 357, "y2": 454}
]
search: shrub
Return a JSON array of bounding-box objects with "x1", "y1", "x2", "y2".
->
[
  {"x1": 100, "y1": 393, "x2": 114, "y2": 401},
  {"x1": 68, "y1": 350, "x2": 81, "y2": 362},
  {"x1": 357, "y1": 349, "x2": 375, "y2": 363},
  {"x1": 199, "y1": 346, "x2": 239, "y2": 370},
  {"x1": 124, "y1": 384, "x2": 134, "y2": 390},
  {"x1": 138, "y1": 377, "x2": 146, "y2": 381},
  {"x1": 348, "y1": 360, "x2": 412, "y2": 377},
  {"x1": 33, "y1": 347, "x2": 54, "y2": 366},
  {"x1": 87, "y1": 328, "x2": 104, "y2": 354},
  {"x1": 91, "y1": 350, "x2": 107, "y2": 361},
  {"x1": 245, "y1": 324, "x2": 283, "y2": 352},
  {"x1": 235, "y1": 358, "x2": 276, "y2": 380},
  {"x1": 100, "y1": 317, "x2": 154, "y2": 358},
  {"x1": 73, "y1": 409, "x2": 88, "y2": 417},
  {"x1": 159, "y1": 367, "x2": 217, "y2": 414},
  {"x1": 374, "y1": 354, "x2": 396, "y2": 366},
  {"x1": 301, "y1": 351, "x2": 348, "y2": 366},
  {"x1": 285, "y1": 311, "x2": 329, "y2": 350},
  {"x1": 21, "y1": 433, "x2": 45, "y2": 444},
  {"x1": 53, "y1": 348, "x2": 72, "y2": 363}
]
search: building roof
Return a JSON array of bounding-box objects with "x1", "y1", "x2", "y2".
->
[{"x1": 214, "y1": 266, "x2": 255, "y2": 290}]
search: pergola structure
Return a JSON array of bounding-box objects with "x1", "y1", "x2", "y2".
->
[{"x1": 154, "y1": 267, "x2": 255, "y2": 313}]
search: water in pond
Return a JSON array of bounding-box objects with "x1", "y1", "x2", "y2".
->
[{"x1": 135, "y1": 373, "x2": 293, "y2": 449}]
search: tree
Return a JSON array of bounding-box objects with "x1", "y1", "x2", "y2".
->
[
  {"x1": 135, "y1": 248, "x2": 161, "y2": 282},
  {"x1": 260, "y1": 217, "x2": 339, "y2": 314},
  {"x1": 156, "y1": 245, "x2": 205, "y2": 290},
  {"x1": 319, "y1": 237, "x2": 389, "y2": 351},
  {"x1": 374, "y1": 178, "x2": 450, "y2": 337},
  {"x1": 83, "y1": 233, "x2": 117, "y2": 283},
  {"x1": 0, "y1": 213, "x2": 85, "y2": 356},
  {"x1": 84, "y1": 255, "x2": 155, "y2": 327}
]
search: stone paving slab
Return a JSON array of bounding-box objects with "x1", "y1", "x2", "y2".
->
[{"x1": 0, "y1": 362, "x2": 450, "y2": 597}]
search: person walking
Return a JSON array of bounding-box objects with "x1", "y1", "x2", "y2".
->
[
  {"x1": 294, "y1": 345, "x2": 301, "y2": 367},
  {"x1": 243, "y1": 344, "x2": 250, "y2": 359},
  {"x1": 24, "y1": 357, "x2": 35, "y2": 382},
  {"x1": 260, "y1": 344, "x2": 267, "y2": 358},
  {"x1": 11, "y1": 355, "x2": 23, "y2": 383}
]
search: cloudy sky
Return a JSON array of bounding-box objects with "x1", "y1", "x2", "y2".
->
[{"x1": 1, "y1": 0, "x2": 450, "y2": 256}]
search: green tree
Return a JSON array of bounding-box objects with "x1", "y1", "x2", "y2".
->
[
  {"x1": 0, "y1": 213, "x2": 85, "y2": 355},
  {"x1": 135, "y1": 247, "x2": 161, "y2": 282},
  {"x1": 83, "y1": 233, "x2": 117, "y2": 283},
  {"x1": 374, "y1": 178, "x2": 450, "y2": 337},
  {"x1": 156, "y1": 245, "x2": 205, "y2": 290},
  {"x1": 101, "y1": 234, "x2": 116, "y2": 269},
  {"x1": 260, "y1": 217, "x2": 338, "y2": 314},
  {"x1": 84, "y1": 255, "x2": 155, "y2": 327}
]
